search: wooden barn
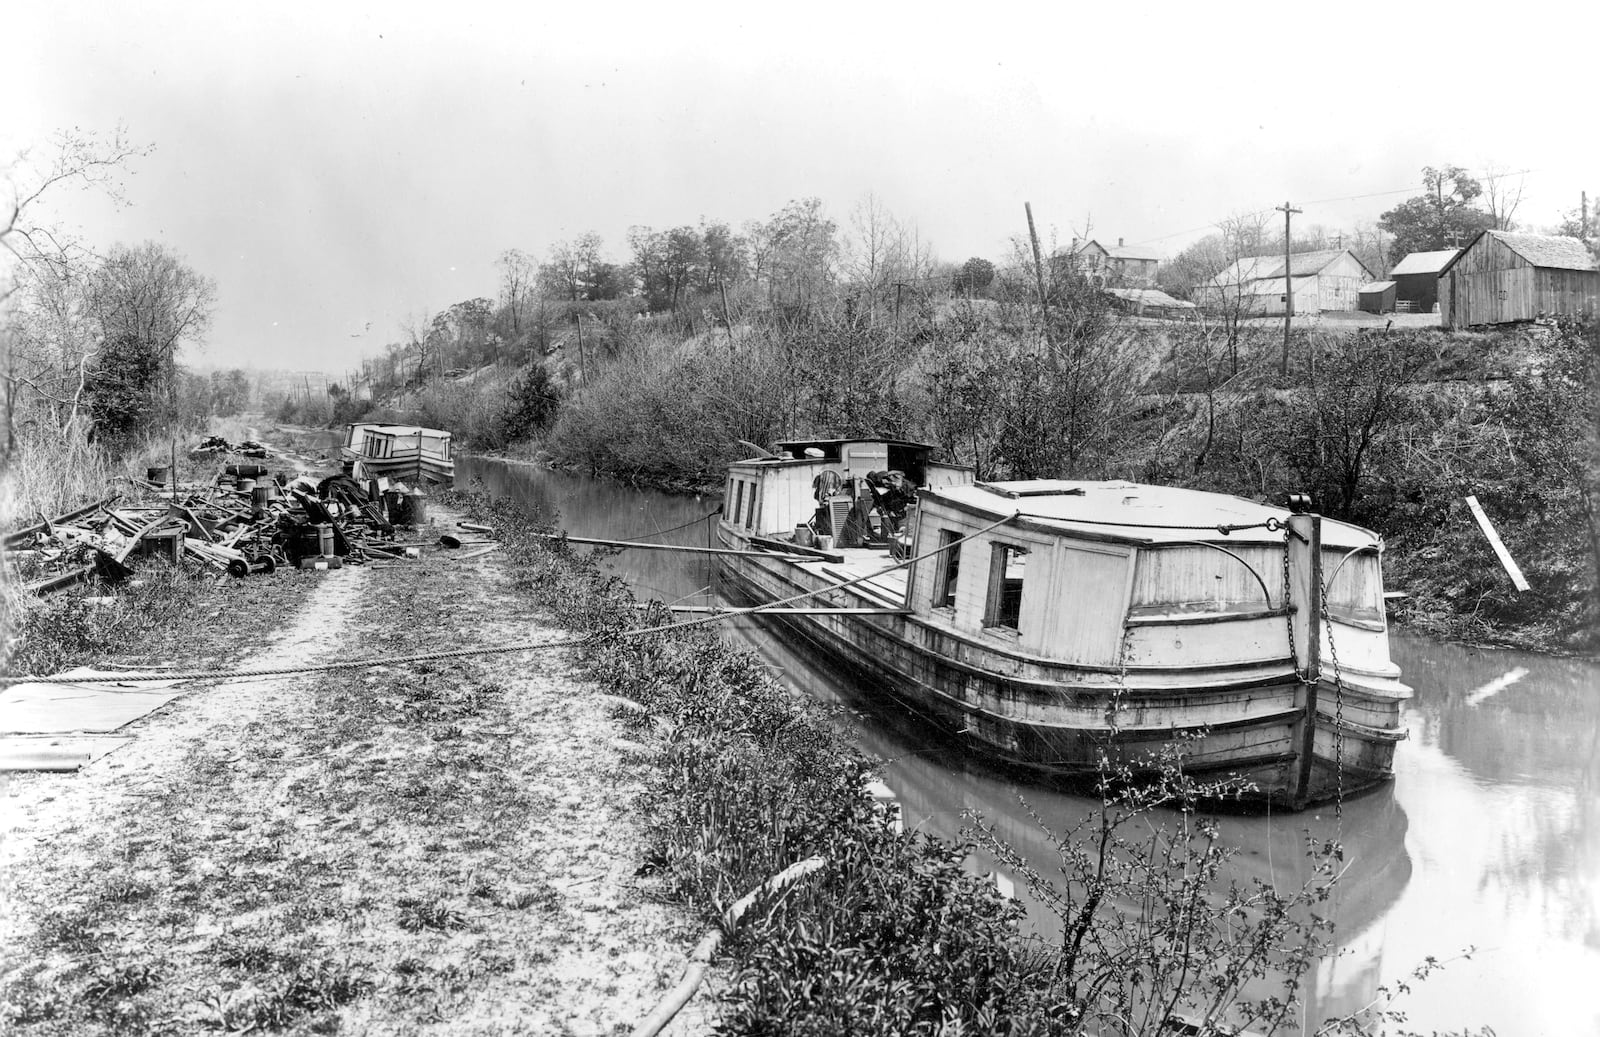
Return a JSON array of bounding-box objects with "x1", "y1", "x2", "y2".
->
[
  {"x1": 1388, "y1": 249, "x2": 1457, "y2": 312},
  {"x1": 1198, "y1": 249, "x2": 1373, "y2": 315},
  {"x1": 1358, "y1": 281, "x2": 1397, "y2": 314},
  {"x1": 1438, "y1": 231, "x2": 1599, "y2": 329}
]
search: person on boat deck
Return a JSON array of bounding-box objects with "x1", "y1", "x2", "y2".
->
[
  {"x1": 811, "y1": 470, "x2": 845, "y2": 534},
  {"x1": 865, "y1": 470, "x2": 916, "y2": 535}
]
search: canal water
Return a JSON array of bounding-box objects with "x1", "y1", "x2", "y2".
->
[{"x1": 460, "y1": 456, "x2": 1600, "y2": 1036}]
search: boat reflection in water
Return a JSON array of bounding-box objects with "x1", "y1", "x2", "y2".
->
[{"x1": 459, "y1": 456, "x2": 1600, "y2": 1037}]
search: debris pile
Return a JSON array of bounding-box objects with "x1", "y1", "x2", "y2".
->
[
  {"x1": 5, "y1": 439, "x2": 438, "y2": 596},
  {"x1": 190, "y1": 436, "x2": 269, "y2": 459}
]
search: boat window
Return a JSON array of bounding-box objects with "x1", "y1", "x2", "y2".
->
[
  {"x1": 1323, "y1": 548, "x2": 1384, "y2": 623},
  {"x1": 744, "y1": 481, "x2": 758, "y2": 529},
  {"x1": 933, "y1": 530, "x2": 961, "y2": 609},
  {"x1": 732, "y1": 482, "x2": 745, "y2": 527},
  {"x1": 985, "y1": 543, "x2": 1028, "y2": 631}
]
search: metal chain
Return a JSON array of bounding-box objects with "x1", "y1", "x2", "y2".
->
[
  {"x1": 1281, "y1": 529, "x2": 1301, "y2": 682},
  {"x1": 1320, "y1": 573, "x2": 1348, "y2": 829}
]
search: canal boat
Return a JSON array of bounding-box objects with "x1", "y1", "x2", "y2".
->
[
  {"x1": 340, "y1": 423, "x2": 455, "y2": 487},
  {"x1": 715, "y1": 437, "x2": 1410, "y2": 809}
]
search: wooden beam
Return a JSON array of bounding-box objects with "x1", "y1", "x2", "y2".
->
[
  {"x1": 535, "y1": 533, "x2": 811, "y2": 560},
  {"x1": 4, "y1": 495, "x2": 120, "y2": 548},
  {"x1": 666, "y1": 606, "x2": 910, "y2": 616},
  {"x1": 1464, "y1": 495, "x2": 1530, "y2": 592}
]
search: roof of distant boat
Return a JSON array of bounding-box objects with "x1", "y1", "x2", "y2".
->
[{"x1": 356, "y1": 424, "x2": 451, "y2": 437}]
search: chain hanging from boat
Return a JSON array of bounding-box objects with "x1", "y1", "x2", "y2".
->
[{"x1": 1321, "y1": 572, "x2": 1349, "y2": 829}]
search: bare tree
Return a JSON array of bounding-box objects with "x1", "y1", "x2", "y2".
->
[
  {"x1": 1481, "y1": 163, "x2": 1526, "y2": 231},
  {"x1": 2, "y1": 126, "x2": 152, "y2": 454},
  {"x1": 495, "y1": 248, "x2": 537, "y2": 338}
]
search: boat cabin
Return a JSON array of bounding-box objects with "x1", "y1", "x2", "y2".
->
[
  {"x1": 724, "y1": 438, "x2": 972, "y2": 549},
  {"x1": 346, "y1": 424, "x2": 453, "y2": 464},
  {"x1": 341, "y1": 423, "x2": 455, "y2": 486},
  {"x1": 908, "y1": 480, "x2": 1390, "y2": 670}
]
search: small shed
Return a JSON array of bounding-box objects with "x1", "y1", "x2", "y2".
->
[
  {"x1": 1438, "y1": 231, "x2": 1600, "y2": 329},
  {"x1": 1389, "y1": 249, "x2": 1458, "y2": 312},
  {"x1": 1357, "y1": 281, "x2": 1397, "y2": 314},
  {"x1": 1104, "y1": 287, "x2": 1197, "y2": 318}
]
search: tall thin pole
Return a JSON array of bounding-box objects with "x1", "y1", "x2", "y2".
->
[
  {"x1": 576, "y1": 313, "x2": 587, "y2": 393},
  {"x1": 1024, "y1": 202, "x2": 1050, "y2": 343},
  {"x1": 1277, "y1": 200, "x2": 1302, "y2": 374},
  {"x1": 1288, "y1": 509, "x2": 1323, "y2": 808}
]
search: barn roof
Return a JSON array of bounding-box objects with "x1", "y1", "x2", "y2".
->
[
  {"x1": 1390, "y1": 249, "x2": 1459, "y2": 276},
  {"x1": 1491, "y1": 231, "x2": 1597, "y2": 271},
  {"x1": 1442, "y1": 230, "x2": 1597, "y2": 273},
  {"x1": 1281, "y1": 249, "x2": 1353, "y2": 276},
  {"x1": 1105, "y1": 287, "x2": 1195, "y2": 308},
  {"x1": 1359, "y1": 281, "x2": 1397, "y2": 293},
  {"x1": 1209, "y1": 249, "x2": 1369, "y2": 286}
]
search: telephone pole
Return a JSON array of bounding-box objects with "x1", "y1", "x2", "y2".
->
[
  {"x1": 1277, "y1": 200, "x2": 1302, "y2": 374},
  {"x1": 1024, "y1": 202, "x2": 1050, "y2": 342}
]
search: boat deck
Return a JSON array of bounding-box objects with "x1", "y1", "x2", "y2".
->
[{"x1": 783, "y1": 544, "x2": 911, "y2": 609}]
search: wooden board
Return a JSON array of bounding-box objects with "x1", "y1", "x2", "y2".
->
[
  {"x1": 0, "y1": 668, "x2": 187, "y2": 735},
  {"x1": 1465, "y1": 495, "x2": 1530, "y2": 592},
  {"x1": 0, "y1": 735, "x2": 132, "y2": 771}
]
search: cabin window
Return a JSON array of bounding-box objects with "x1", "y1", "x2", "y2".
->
[
  {"x1": 1322, "y1": 548, "x2": 1384, "y2": 625},
  {"x1": 933, "y1": 530, "x2": 961, "y2": 610},
  {"x1": 744, "y1": 481, "x2": 758, "y2": 529},
  {"x1": 732, "y1": 482, "x2": 745, "y2": 526},
  {"x1": 984, "y1": 543, "x2": 1028, "y2": 631}
]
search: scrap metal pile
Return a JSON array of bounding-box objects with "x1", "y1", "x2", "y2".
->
[{"x1": 6, "y1": 449, "x2": 431, "y2": 597}]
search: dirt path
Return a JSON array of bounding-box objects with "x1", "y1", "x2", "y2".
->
[{"x1": 0, "y1": 504, "x2": 712, "y2": 1035}]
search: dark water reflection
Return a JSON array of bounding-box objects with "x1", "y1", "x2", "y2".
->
[{"x1": 460, "y1": 457, "x2": 1600, "y2": 1035}]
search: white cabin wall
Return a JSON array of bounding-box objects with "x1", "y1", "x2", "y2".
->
[
  {"x1": 909, "y1": 502, "x2": 1131, "y2": 665},
  {"x1": 764, "y1": 465, "x2": 824, "y2": 535},
  {"x1": 1133, "y1": 545, "x2": 1282, "y2": 613},
  {"x1": 924, "y1": 463, "x2": 973, "y2": 490},
  {"x1": 1027, "y1": 540, "x2": 1131, "y2": 664}
]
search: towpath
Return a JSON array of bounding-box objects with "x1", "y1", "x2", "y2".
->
[{"x1": 0, "y1": 502, "x2": 711, "y2": 1035}]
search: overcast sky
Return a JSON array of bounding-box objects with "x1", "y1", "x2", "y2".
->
[{"x1": 4, "y1": 2, "x2": 1594, "y2": 374}]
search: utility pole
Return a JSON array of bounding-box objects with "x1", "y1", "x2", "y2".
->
[
  {"x1": 1583, "y1": 191, "x2": 1590, "y2": 239},
  {"x1": 1024, "y1": 202, "x2": 1050, "y2": 343},
  {"x1": 1277, "y1": 201, "x2": 1302, "y2": 375}
]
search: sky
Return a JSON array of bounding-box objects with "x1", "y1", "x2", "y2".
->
[{"x1": 3, "y1": 2, "x2": 1595, "y2": 374}]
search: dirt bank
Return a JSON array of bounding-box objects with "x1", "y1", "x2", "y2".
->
[{"x1": 0, "y1": 502, "x2": 710, "y2": 1035}]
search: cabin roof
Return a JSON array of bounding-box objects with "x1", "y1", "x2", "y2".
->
[
  {"x1": 929, "y1": 481, "x2": 1381, "y2": 548},
  {"x1": 360, "y1": 424, "x2": 451, "y2": 437},
  {"x1": 773, "y1": 437, "x2": 935, "y2": 451}
]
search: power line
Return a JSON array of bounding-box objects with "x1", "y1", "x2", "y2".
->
[{"x1": 1121, "y1": 167, "x2": 1538, "y2": 251}]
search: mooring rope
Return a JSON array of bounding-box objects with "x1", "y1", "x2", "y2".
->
[
  {"x1": 614, "y1": 505, "x2": 723, "y2": 543},
  {"x1": 1014, "y1": 512, "x2": 1282, "y2": 536},
  {"x1": 3, "y1": 513, "x2": 1017, "y2": 688}
]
